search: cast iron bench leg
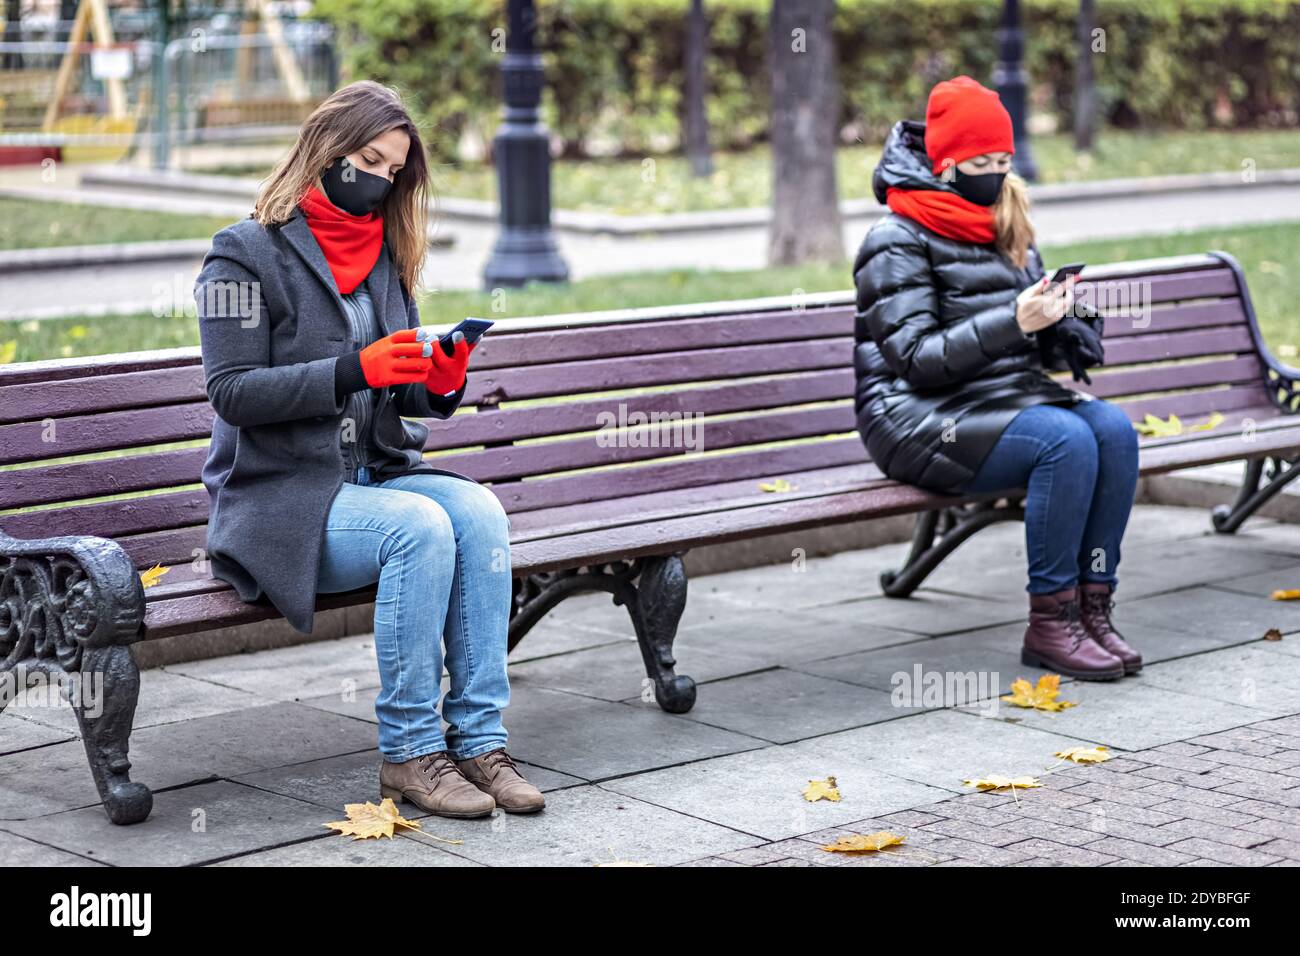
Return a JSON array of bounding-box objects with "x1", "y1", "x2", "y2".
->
[
  {"x1": 1212, "y1": 455, "x2": 1300, "y2": 533},
  {"x1": 880, "y1": 499, "x2": 1026, "y2": 597},
  {"x1": 508, "y1": 553, "x2": 696, "y2": 714},
  {"x1": 0, "y1": 532, "x2": 153, "y2": 825}
]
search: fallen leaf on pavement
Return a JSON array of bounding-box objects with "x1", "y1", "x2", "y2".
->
[
  {"x1": 323, "y1": 798, "x2": 428, "y2": 841},
  {"x1": 1001, "y1": 674, "x2": 1077, "y2": 712},
  {"x1": 1263, "y1": 628, "x2": 1283, "y2": 641},
  {"x1": 821, "y1": 831, "x2": 905, "y2": 854},
  {"x1": 1054, "y1": 745, "x2": 1112, "y2": 765},
  {"x1": 963, "y1": 775, "x2": 1042, "y2": 793},
  {"x1": 802, "y1": 776, "x2": 841, "y2": 803}
]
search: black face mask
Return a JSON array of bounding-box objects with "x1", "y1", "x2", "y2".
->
[
  {"x1": 321, "y1": 157, "x2": 392, "y2": 215},
  {"x1": 951, "y1": 169, "x2": 1007, "y2": 206}
]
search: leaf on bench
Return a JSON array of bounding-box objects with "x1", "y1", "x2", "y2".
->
[
  {"x1": 802, "y1": 776, "x2": 841, "y2": 803},
  {"x1": 1001, "y1": 674, "x2": 1077, "y2": 712},
  {"x1": 1131, "y1": 411, "x2": 1224, "y2": 437},
  {"x1": 139, "y1": 564, "x2": 169, "y2": 589},
  {"x1": 759, "y1": 478, "x2": 795, "y2": 493},
  {"x1": 820, "y1": 831, "x2": 905, "y2": 854}
]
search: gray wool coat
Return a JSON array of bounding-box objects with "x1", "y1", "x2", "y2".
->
[{"x1": 194, "y1": 207, "x2": 473, "y2": 634}]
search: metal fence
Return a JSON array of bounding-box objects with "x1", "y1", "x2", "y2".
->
[{"x1": 0, "y1": 15, "x2": 336, "y2": 166}]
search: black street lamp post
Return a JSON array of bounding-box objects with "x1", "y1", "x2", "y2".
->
[
  {"x1": 993, "y1": 0, "x2": 1038, "y2": 181},
  {"x1": 482, "y1": 0, "x2": 569, "y2": 289}
]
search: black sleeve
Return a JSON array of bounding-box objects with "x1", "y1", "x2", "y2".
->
[{"x1": 334, "y1": 349, "x2": 369, "y2": 401}]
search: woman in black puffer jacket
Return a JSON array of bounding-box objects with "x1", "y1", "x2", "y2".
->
[{"x1": 853, "y1": 76, "x2": 1141, "y2": 681}]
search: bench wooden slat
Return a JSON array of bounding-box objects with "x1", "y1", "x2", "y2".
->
[
  {"x1": 1100, "y1": 326, "x2": 1255, "y2": 368},
  {"x1": 430, "y1": 404, "x2": 855, "y2": 484},
  {"x1": 1103, "y1": 300, "x2": 1246, "y2": 338},
  {"x1": 470, "y1": 306, "x2": 854, "y2": 370},
  {"x1": 0, "y1": 447, "x2": 208, "y2": 510},
  {"x1": 0, "y1": 365, "x2": 207, "y2": 425},
  {"x1": 462, "y1": 338, "x2": 854, "y2": 404},
  {"x1": 0, "y1": 488, "x2": 210, "y2": 540},
  {"x1": 425, "y1": 369, "x2": 853, "y2": 451},
  {"x1": 1082, "y1": 355, "x2": 1263, "y2": 401},
  {"x1": 0, "y1": 402, "x2": 215, "y2": 466},
  {"x1": 1077, "y1": 268, "x2": 1239, "y2": 308}
]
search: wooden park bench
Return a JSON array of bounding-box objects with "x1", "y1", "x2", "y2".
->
[{"x1": 2, "y1": 250, "x2": 1296, "y2": 826}]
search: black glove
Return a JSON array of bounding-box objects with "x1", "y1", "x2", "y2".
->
[{"x1": 1055, "y1": 315, "x2": 1105, "y2": 385}]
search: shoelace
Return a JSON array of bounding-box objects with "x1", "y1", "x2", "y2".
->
[
  {"x1": 1055, "y1": 600, "x2": 1091, "y2": 651},
  {"x1": 1081, "y1": 593, "x2": 1116, "y2": 637},
  {"x1": 415, "y1": 752, "x2": 462, "y2": 783},
  {"x1": 480, "y1": 749, "x2": 519, "y2": 778}
]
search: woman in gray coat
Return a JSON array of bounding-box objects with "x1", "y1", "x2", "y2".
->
[{"x1": 194, "y1": 81, "x2": 543, "y2": 819}]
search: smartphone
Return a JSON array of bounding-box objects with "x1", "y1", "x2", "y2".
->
[
  {"x1": 415, "y1": 318, "x2": 494, "y2": 357},
  {"x1": 1047, "y1": 262, "x2": 1086, "y2": 286},
  {"x1": 440, "y1": 317, "x2": 494, "y2": 349}
]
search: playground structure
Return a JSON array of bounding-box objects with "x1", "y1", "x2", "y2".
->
[{"x1": 0, "y1": 0, "x2": 336, "y2": 166}]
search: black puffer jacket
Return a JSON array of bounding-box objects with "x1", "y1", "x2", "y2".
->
[{"x1": 852, "y1": 119, "x2": 1086, "y2": 493}]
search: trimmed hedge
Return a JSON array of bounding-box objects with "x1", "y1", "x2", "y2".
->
[{"x1": 312, "y1": 0, "x2": 1300, "y2": 160}]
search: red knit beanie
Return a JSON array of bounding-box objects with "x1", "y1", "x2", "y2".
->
[{"x1": 924, "y1": 75, "x2": 1015, "y2": 176}]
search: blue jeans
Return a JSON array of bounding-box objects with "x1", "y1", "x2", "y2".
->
[
  {"x1": 956, "y1": 398, "x2": 1139, "y2": 594},
  {"x1": 316, "y1": 464, "x2": 513, "y2": 763}
]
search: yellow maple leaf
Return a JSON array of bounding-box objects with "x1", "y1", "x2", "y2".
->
[
  {"x1": 821, "y1": 831, "x2": 905, "y2": 854},
  {"x1": 1270, "y1": 589, "x2": 1300, "y2": 601},
  {"x1": 802, "y1": 776, "x2": 841, "y2": 803},
  {"x1": 323, "y1": 798, "x2": 429, "y2": 841},
  {"x1": 1054, "y1": 745, "x2": 1112, "y2": 764},
  {"x1": 1132, "y1": 412, "x2": 1223, "y2": 437},
  {"x1": 759, "y1": 478, "x2": 794, "y2": 493},
  {"x1": 138, "y1": 564, "x2": 169, "y2": 588},
  {"x1": 1001, "y1": 674, "x2": 1077, "y2": 712},
  {"x1": 963, "y1": 775, "x2": 1042, "y2": 792}
]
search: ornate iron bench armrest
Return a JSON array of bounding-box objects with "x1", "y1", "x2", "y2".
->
[{"x1": 0, "y1": 527, "x2": 153, "y2": 825}]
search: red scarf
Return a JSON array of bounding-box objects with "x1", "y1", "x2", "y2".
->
[
  {"x1": 885, "y1": 187, "x2": 996, "y2": 245},
  {"x1": 299, "y1": 184, "x2": 384, "y2": 294}
]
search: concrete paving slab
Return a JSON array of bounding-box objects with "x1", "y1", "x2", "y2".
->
[
  {"x1": 1119, "y1": 586, "x2": 1300, "y2": 642},
  {"x1": 4, "y1": 667, "x2": 265, "y2": 734},
  {"x1": 0, "y1": 828, "x2": 105, "y2": 866},
  {"x1": 162, "y1": 633, "x2": 384, "y2": 701},
  {"x1": 390, "y1": 784, "x2": 764, "y2": 866},
  {"x1": 965, "y1": 679, "x2": 1273, "y2": 750},
  {"x1": 3, "y1": 780, "x2": 338, "y2": 866},
  {"x1": 1138, "y1": 645, "x2": 1300, "y2": 715},
  {"x1": 482, "y1": 686, "x2": 764, "y2": 780},
  {"x1": 601, "y1": 742, "x2": 953, "y2": 843},
  {"x1": 215, "y1": 832, "x2": 483, "y2": 866},
  {"x1": 0, "y1": 713, "x2": 77, "y2": 754},
  {"x1": 653, "y1": 667, "x2": 917, "y2": 743}
]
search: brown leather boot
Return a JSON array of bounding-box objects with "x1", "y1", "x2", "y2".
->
[
  {"x1": 1079, "y1": 582, "x2": 1143, "y2": 675},
  {"x1": 1022, "y1": 587, "x2": 1125, "y2": 681},
  {"x1": 379, "y1": 751, "x2": 496, "y2": 818},
  {"x1": 454, "y1": 749, "x2": 545, "y2": 813}
]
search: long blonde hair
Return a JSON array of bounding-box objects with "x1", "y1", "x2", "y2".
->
[
  {"x1": 993, "y1": 172, "x2": 1035, "y2": 269},
  {"x1": 253, "y1": 81, "x2": 430, "y2": 295}
]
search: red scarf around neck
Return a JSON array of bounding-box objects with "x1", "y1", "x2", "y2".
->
[
  {"x1": 885, "y1": 187, "x2": 996, "y2": 245},
  {"x1": 299, "y1": 183, "x2": 384, "y2": 294}
]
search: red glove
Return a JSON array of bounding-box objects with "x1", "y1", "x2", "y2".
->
[
  {"x1": 359, "y1": 329, "x2": 431, "y2": 388},
  {"x1": 425, "y1": 331, "x2": 474, "y2": 396}
]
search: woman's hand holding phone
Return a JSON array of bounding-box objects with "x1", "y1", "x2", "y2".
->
[
  {"x1": 359, "y1": 329, "x2": 432, "y2": 387},
  {"x1": 424, "y1": 330, "x2": 475, "y2": 396},
  {"x1": 1016, "y1": 274, "x2": 1077, "y2": 334}
]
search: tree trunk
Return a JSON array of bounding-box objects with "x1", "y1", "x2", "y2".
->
[
  {"x1": 1074, "y1": 0, "x2": 1097, "y2": 153},
  {"x1": 3, "y1": 0, "x2": 23, "y2": 68},
  {"x1": 768, "y1": 0, "x2": 843, "y2": 266},
  {"x1": 683, "y1": 0, "x2": 713, "y2": 177}
]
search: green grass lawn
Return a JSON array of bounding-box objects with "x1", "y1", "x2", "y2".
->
[
  {"x1": 0, "y1": 196, "x2": 240, "y2": 250},
  {"x1": 211, "y1": 129, "x2": 1300, "y2": 218},
  {"x1": 5, "y1": 219, "x2": 1298, "y2": 366},
  {"x1": 431, "y1": 128, "x2": 1300, "y2": 216}
]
